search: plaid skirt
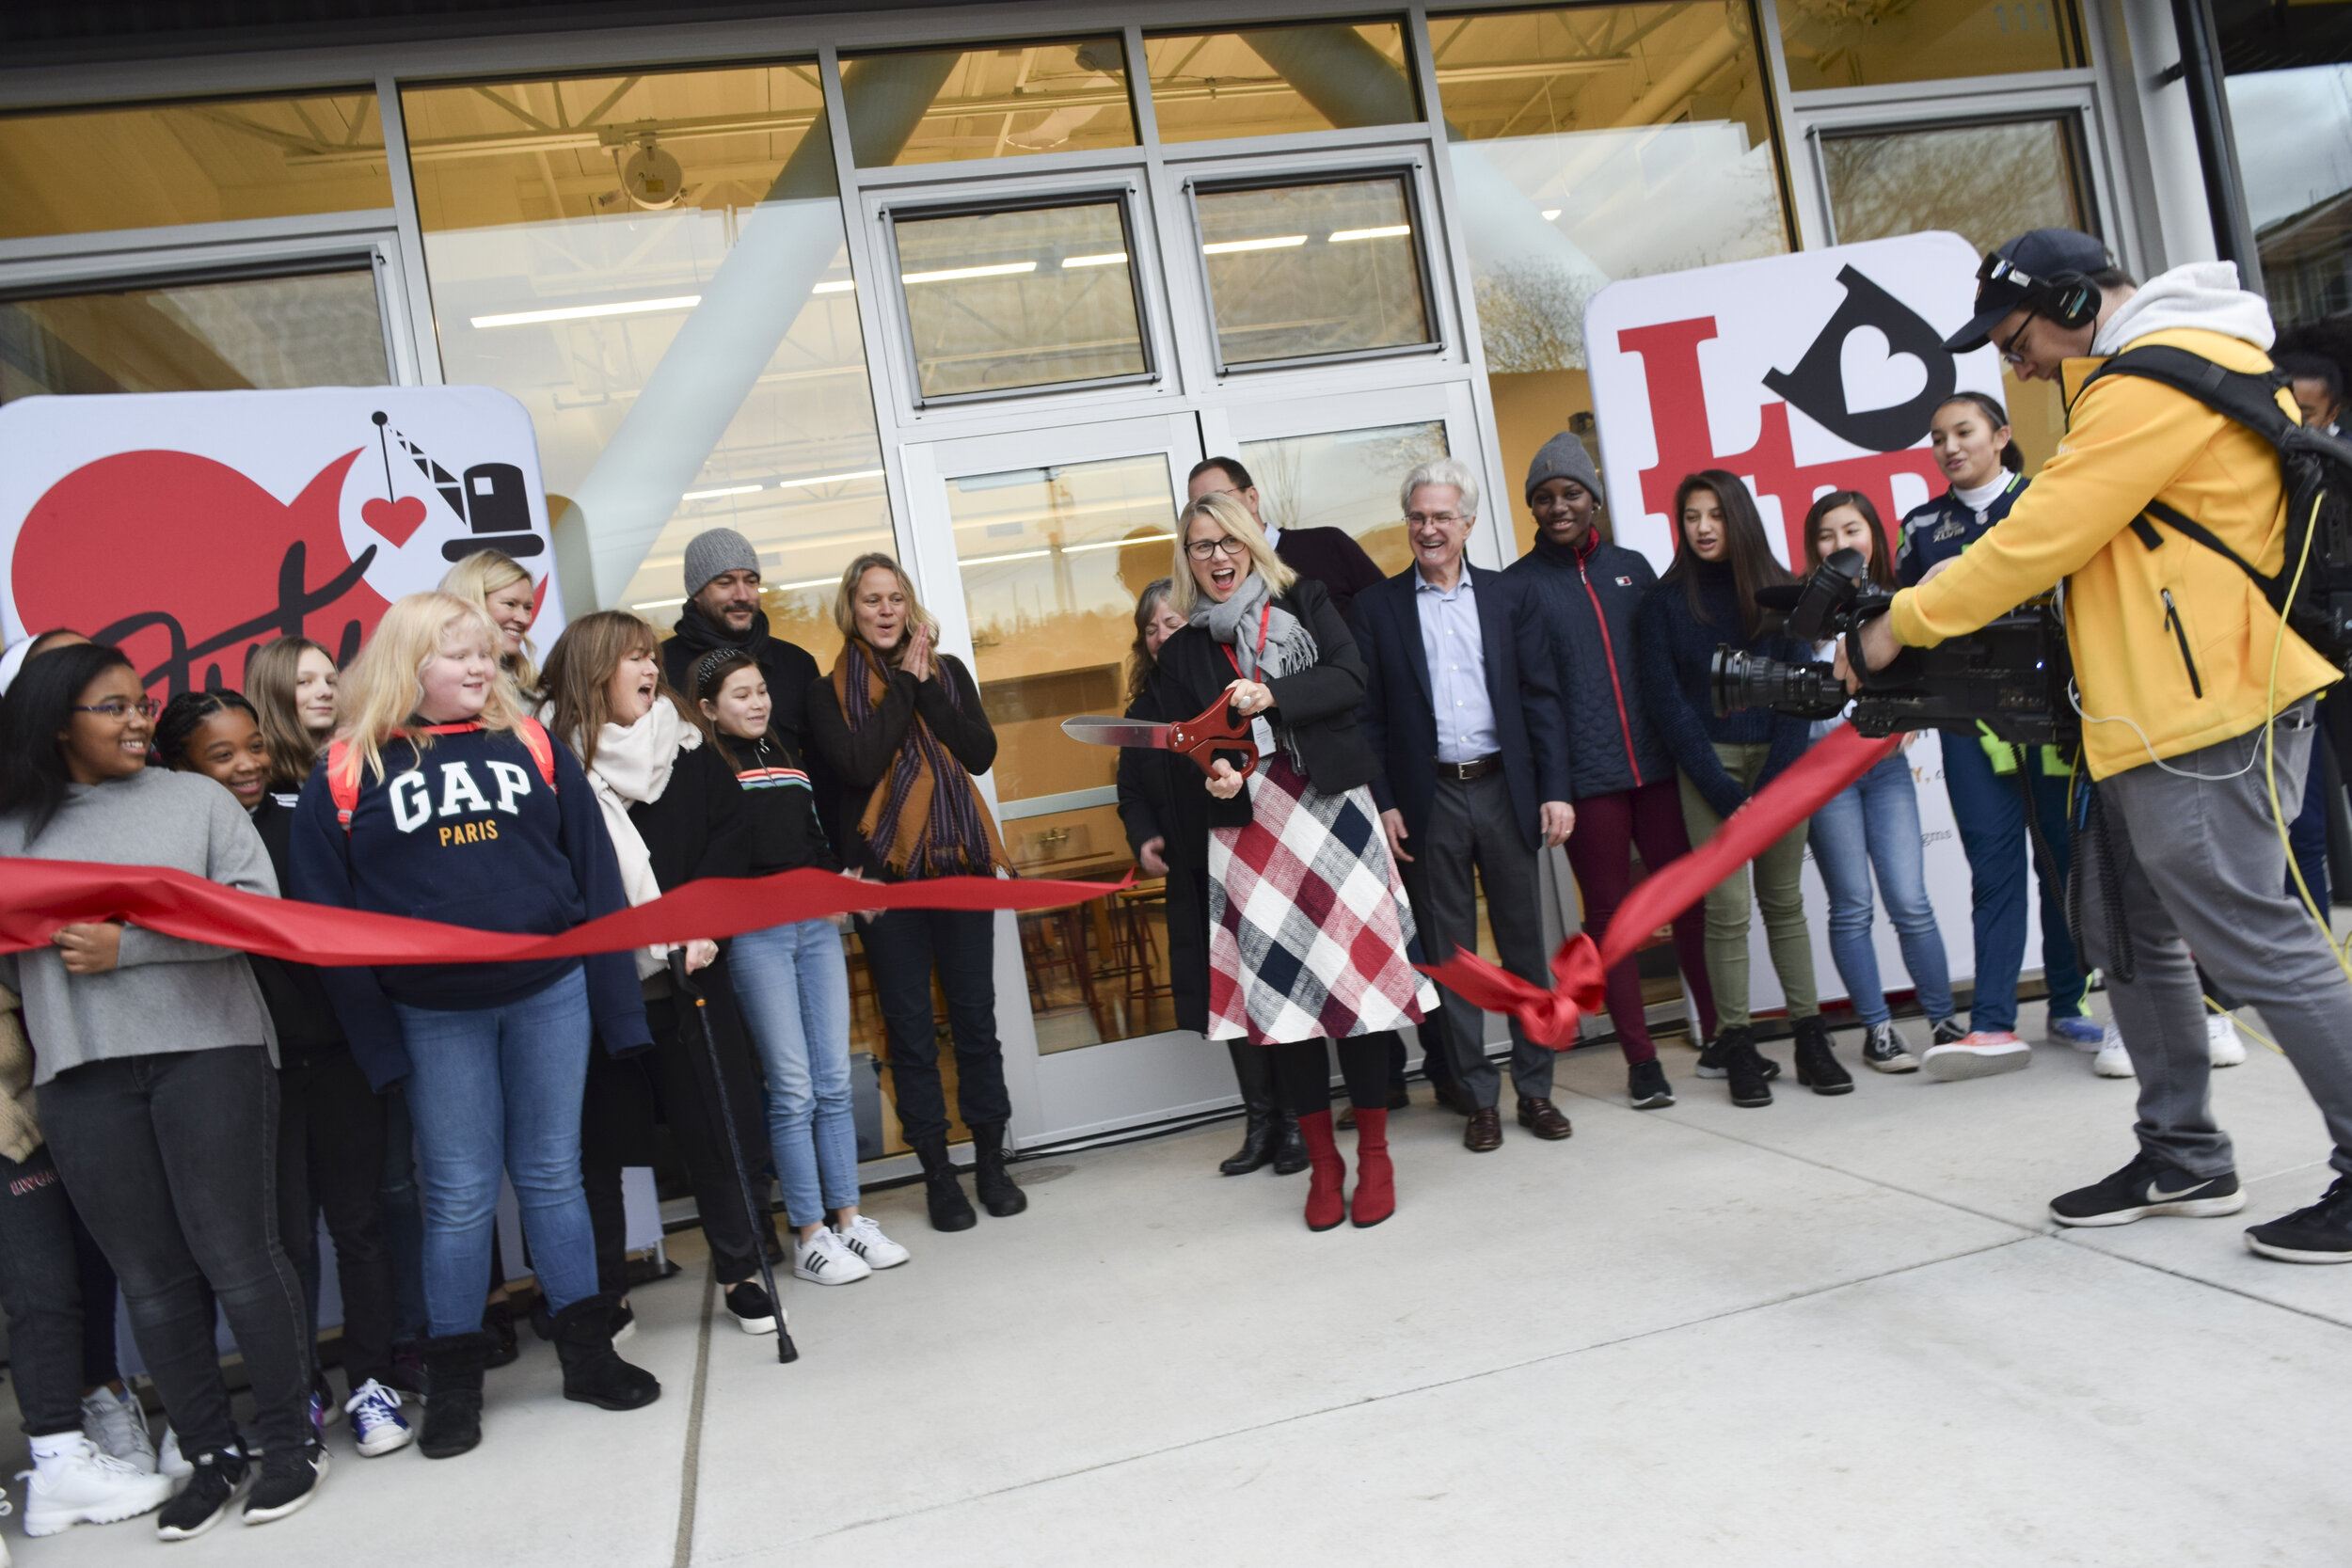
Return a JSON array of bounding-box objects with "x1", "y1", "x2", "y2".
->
[{"x1": 1206, "y1": 753, "x2": 1435, "y2": 1045}]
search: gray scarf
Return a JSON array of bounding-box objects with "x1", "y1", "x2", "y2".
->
[{"x1": 1188, "y1": 568, "x2": 1317, "y2": 681}]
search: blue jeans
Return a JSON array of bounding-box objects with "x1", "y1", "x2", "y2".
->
[
  {"x1": 1809, "y1": 747, "x2": 1956, "y2": 1028},
  {"x1": 1941, "y1": 734, "x2": 2088, "y2": 1034},
  {"x1": 730, "y1": 920, "x2": 859, "y2": 1228},
  {"x1": 393, "y1": 965, "x2": 598, "y2": 1337}
]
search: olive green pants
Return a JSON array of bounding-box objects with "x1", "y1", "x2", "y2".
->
[{"x1": 1678, "y1": 741, "x2": 1820, "y2": 1031}]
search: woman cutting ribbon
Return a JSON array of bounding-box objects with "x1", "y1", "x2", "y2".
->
[{"x1": 1135, "y1": 491, "x2": 1432, "y2": 1232}]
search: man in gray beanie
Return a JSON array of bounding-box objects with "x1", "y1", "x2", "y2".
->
[{"x1": 660, "y1": 525, "x2": 824, "y2": 768}]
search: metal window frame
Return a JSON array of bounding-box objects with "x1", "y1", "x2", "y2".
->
[
  {"x1": 1183, "y1": 160, "x2": 1446, "y2": 377},
  {"x1": 835, "y1": 29, "x2": 1148, "y2": 177},
  {"x1": 1807, "y1": 103, "x2": 2106, "y2": 249}
]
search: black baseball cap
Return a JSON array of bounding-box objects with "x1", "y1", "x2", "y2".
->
[{"x1": 1944, "y1": 229, "x2": 2115, "y2": 353}]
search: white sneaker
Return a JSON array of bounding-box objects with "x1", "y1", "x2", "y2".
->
[
  {"x1": 16, "y1": 1435, "x2": 173, "y2": 1535},
  {"x1": 80, "y1": 1386, "x2": 158, "y2": 1474},
  {"x1": 2207, "y1": 1012, "x2": 2248, "y2": 1068},
  {"x1": 838, "y1": 1214, "x2": 911, "y2": 1270},
  {"x1": 793, "y1": 1227, "x2": 872, "y2": 1286},
  {"x1": 0, "y1": 1485, "x2": 12, "y2": 1566},
  {"x1": 155, "y1": 1423, "x2": 192, "y2": 1481},
  {"x1": 2094, "y1": 1025, "x2": 2137, "y2": 1078},
  {"x1": 1921, "y1": 1030, "x2": 2032, "y2": 1081}
]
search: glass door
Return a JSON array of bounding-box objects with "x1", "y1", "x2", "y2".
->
[{"x1": 900, "y1": 413, "x2": 1248, "y2": 1145}]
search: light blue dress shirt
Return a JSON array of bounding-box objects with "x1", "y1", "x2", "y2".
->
[{"x1": 1414, "y1": 561, "x2": 1500, "y2": 764}]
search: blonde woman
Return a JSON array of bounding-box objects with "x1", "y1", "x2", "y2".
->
[
  {"x1": 439, "y1": 549, "x2": 543, "y2": 696},
  {"x1": 804, "y1": 553, "x2": 1017, "y2": 1234},
  {"x1": 287, "y1": 593, "x2": 656, "y2": 1463},
  {"x1": 246, "y1": 635, "x2": 338, "y2": 796}
]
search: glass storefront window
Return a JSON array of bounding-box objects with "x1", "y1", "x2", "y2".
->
[
  {"x1": 0, "y1": 92, "x2": 392, "y2": 241},
  {"x1": 2233, "y1": 65, "x2": 2352, "y2": 336},
  {"x1": 1145, "y1": 23, "x2": 1417, "y2": 144},
  {"x1": 0, "y1": 268, "x2": 389, "y2": 402},
  {"x1": 1431, "y1": 4, "x2": 1788, "y2": 553},
  {"x1": 889, "y1": 198, "x2": 1150, "y2": 401},
  {"x1": 1236, "y1": 420, "x2": 1450, "y2": 574},
  {"x1": 1192, "y1": 175, "x2": 1434, "y2": 369},
  {"x1": 1778, "y1": 0, "x2": 2080, "y2": 95},
  {"x1": 402, "y1": 63, "x2": 894, "y2": 668},
  {"x1": 840, "y1": 40, "x2": 1136, "y2": 167}
]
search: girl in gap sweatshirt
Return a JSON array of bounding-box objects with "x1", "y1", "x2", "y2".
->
[{"x1": 289, "y1": 593, "x2": 655, "y2": 1462}]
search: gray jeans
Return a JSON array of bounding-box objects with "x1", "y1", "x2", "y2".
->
[
  {"x1": 2077, "y1": 700, "x2": 2352, "y2": 1178},
  {"x1": 1414, "y1": 772, "x2": 1554, "y2": 1107}
]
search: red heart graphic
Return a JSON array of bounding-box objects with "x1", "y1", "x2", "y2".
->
[
  {"x1": 361, "y1": 494, "x2": 427, "y2": 547},
  {"x1": 12, "y1": 448, "x2": 392, "y2": 694}
]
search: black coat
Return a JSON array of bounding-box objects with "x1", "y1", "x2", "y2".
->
[
  {"x1": 1505, "y1": 534, "x2": 1675, "y2": 800},
  {"x1": 1354, "y1": 563, "x2": 1569, "y2": 851},
  {"x1": 249, "y1": 792, "x2": 346, "y2": 1051},
  {"x1": 1133, "y1": 577, "x2": 1372, "y2": 873},
  {"x1": 1115, "y1": 700, "x2": 1211, "y2": 1036},
  {"x1": 661, "y1": 603, "x2": 833, "y2": 847},
  {"x1": 1274, "y1": 526, "x2": 1385, "y2": 628},
  {"x1": 803, "y1": 652, "x2": 996, "y2": 878}
]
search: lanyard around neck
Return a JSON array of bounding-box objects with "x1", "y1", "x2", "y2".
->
[{"x1": 1221, "y1": 601, "x2": 1272, "y2": 678}]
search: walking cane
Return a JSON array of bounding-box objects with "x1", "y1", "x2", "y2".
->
[{"x1": 669, "y1": 950, "x2": 798, "y2": 1365}]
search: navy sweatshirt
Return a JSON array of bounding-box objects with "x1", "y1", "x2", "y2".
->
[
  {"x1": 249, "y1": 792, "x2": 347, "y2": 1051},
  {"x1": 289, "y1": 725, "x2": 653, "y2": 1090},
  {"x1": 1896, "y1": 471, "x2": 2027, "y2": 586},
  {"x1": 1634, "y1": 558, "x2": 1813, "y2": 819}
]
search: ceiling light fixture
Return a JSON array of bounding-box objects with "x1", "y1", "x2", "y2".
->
[
  {"x1": 681, "y1": 483, "x2": 763, "y2": 501},
  {"x1": 1201, "y1": 235, "x2": 1307, "y2": 255},
  {"x1": 1328, "y1": 225, "x2": 1411, "y2": 243},
  {"x1": 469, "y1": 294, "x2": 703, "y2": 328},
  {"x1": 900, "y1": 261, "x2": 1038, "y2": 284},
  {"x1": 1062, "y1": 252, "x2": 1129, "y2": 268}
]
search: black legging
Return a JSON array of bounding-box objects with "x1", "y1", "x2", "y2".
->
[{"x1": 1268, "y1": 1037, "x2": 1389, "y2": 1117}]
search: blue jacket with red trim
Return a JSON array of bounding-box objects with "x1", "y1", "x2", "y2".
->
[{"x1": 1506, "y1": 532, "x2": 1673, "y2": 800}]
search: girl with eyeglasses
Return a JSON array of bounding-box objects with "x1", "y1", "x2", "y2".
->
[{"x1": 0, "y1": 644, "x2": 323, "y2": 1535}]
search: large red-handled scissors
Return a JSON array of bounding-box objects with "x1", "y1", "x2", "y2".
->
[{"x1": 1060, "y1": 694, "x2": 1260, "y2": 778}]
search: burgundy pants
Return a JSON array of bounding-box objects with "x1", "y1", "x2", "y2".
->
[{"x1": 1564, "y1": 780, "x2": 1720, "y2": 1063}]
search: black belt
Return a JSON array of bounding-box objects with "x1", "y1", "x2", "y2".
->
[{"x1": 1435, "y1": 754, "x2": 1502, "y2": 782}]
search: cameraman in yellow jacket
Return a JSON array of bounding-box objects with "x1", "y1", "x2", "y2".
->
[{"x1": 1854, "y1": 229, "x2": 2352, "y2": 1262}]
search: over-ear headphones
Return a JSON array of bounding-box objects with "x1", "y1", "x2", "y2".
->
[{"x1": 1977, "y1": 251, "x2": 2102, "y2": 331}]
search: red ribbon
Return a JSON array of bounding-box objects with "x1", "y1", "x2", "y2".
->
[
  {"x1": 0, "y1": 861, "x2": 1130, "y2": 966},
  {"x1": 1419, "y1": 726, "x2": 1903, "y2": 1047}
]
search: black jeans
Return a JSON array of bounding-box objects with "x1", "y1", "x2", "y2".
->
[
  {"x1": 856, "y1": 907, "x2": 1009, "y2": 1147},
  {"x1": 278, "y1": 1041, "x2": 398, "y2": 1389},
  {"x1": 0, "y1": 1147, "x2": 118, "y2": 1436},
  {"x1": 40, "y1": 1046, "x2": 311, "y2": 1460},
  {"x1": 1269, "y1": 1037, "x2": 1390, "y2": 1118}
]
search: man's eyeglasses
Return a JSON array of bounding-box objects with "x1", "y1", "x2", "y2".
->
[
  {"x1": 1997, "y1": 312, "x2": 2038, "y2": 369},
  {"x1": 1186, "y1": 536, "x2": 1250, "y2": 561},
  {"x1": 72, "y1": 698, "x2": 161, "y2": 721},
  {"x1": 1405, "y1": 512, "x2": 1466, "y2": 528}
]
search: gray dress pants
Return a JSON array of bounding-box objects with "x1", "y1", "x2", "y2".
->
[{"x1": 1413, "y1": 772, "x2": 1555, "y2": 1108}]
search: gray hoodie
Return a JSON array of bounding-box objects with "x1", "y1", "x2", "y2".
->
[
  {"x1": 0, "y1": 768, "x2": 278, "y2": 1085},
  {"x1": 2091, "y1": 261, "x2": 2275, "y2": 356}
]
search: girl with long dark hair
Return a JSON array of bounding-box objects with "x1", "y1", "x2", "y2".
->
[
  {"x1": 0, "y1": 644, "x2": 323, "y2": 1535},
  {"x1": 1637, "y1": 470, "x2": 1838, "y2": 1106},
  {"x1": 1798, "y1": 492, "x2": 1961, "y2": 1073}
]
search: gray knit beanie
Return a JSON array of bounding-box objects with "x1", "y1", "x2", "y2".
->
[
  {"x1": 1525, "y1": 431, "x2": 1602, "y2": 501},
  {"x1": 683, "y1": 527, "x2": 760, "y2": 597}
]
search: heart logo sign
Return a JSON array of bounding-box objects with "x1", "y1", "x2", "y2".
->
[
  {"x1": 360, "y1": 494, "x2": 428, "y2": 546},
  {"x1": 1837, "y1": 325, "x2": 1930, "y2": 415}
]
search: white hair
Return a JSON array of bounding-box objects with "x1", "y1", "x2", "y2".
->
[{"x1": 1401, "y1": 457, "x2": 1481, "y2": 520}]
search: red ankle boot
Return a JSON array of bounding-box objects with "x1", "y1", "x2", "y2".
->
[
  {"x1": 1295, "y1": 1110, "x2": 1347, "y2": 1231},
  {"x1": 1350, "y1": 1107, "x2": 1395, "y2": 1227}
]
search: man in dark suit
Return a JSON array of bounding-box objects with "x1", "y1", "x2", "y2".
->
[{"x1": 1357, "y1": 458, "x2": 1573, "y2": 1151}]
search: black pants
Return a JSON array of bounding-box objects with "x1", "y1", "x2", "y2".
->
[
  {"x1": 40, "y1": 1047, "x2": 310, "y2": 1460},
  {"x1": 1268, "y1": 1037, "x2": 1390, "y2": 1118},
  {"x1": 278, "y1": 1041, "x2": 398, "y2": 1390},
  {"x1": 856, "y1": 907, "x2": 1009, "y2": 1147},
  {"x1": 0, "y1": 1147, "x2": 119, "y2": 1436}
]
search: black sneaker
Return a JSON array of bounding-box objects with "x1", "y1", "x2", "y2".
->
[
  {"x1": 1723, "y1": 1027, "x2": 1773, "y2": 1108},
  {"x1": 1628, "y1": 1058, "x2": 1675, "y2": 1109},
  {"x1": 2245, "y1": 1174, "x2": 2352, "y2": 1263},
  {"x1": 244, "y1": 1442, "x2": 329, "y2": 1526},
  {"x1": 1861, "y1": 1022, "x2": 1919, "y2": 1073},
  {"x1": 724, "y1": 1279, "x2": 779, "y2": 1335},
  {"x1": 1696, "y1": 1032, "x2": 1780, "y2": 1081},
  {"x1": 2049, "y1": 1152, "x2": 2246, "y2": 1227},
  {"x1": 1931, "y1": 1016, "x2": 1969, "y2": 1047},
  {"x1": 155, "y1": 1447, "x2": 248, "y2": 1540}
]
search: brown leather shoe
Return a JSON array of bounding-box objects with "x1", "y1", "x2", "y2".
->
[
  {"x1": 1463, "y1": 1105, "x2": 1502, "y2": 1152},
  {"x1": 1517, "y1": 1097, "x2": 1574, "y2": 1140},
  {"x1": 1432, "y1": 1083, "x2": 1474, "y2": 1117}
]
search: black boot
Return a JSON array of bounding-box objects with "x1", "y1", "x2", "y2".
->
[
  {"x1": 914, "y1": 1136, "x2": 977, "y2": 1232},
  {"x1": 1269, "y1": 1112, "x2": 1311, "y2": 1176},
  {"x1": 972, "y1": 1123, "x2": 1028, "y2": 1217},
  {"x1": 550, "y1": 1293, "x2": 660, "y2": 1411},
  {"x1": 1220, "y1": 1041, "x2": 1280, "y2": 1175},
  {"x1": 1723, "y1": 1025, "x2": 1774, "y2": 1108},
  {"x1": 1791, "y1": 1015, "x2": 1854, "y2": 1095},
  {"x1": 418, "y1": 1331, "x2": 493, "y2": 1459},
  {"x1": 481, "y1": 1299, "x2": 519, "y2": 1368}
]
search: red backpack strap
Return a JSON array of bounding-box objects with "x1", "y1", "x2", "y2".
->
[
  {"x1": 513, "y1": 716, "x2": 559, "y2": 790},
  {"x1": 326, "y1": 739, "x2": 358, "y2": 832}
]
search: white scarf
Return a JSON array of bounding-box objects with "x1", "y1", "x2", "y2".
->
[{"x1": 560, "y1": 700, "x2": 699, "y2": 980}]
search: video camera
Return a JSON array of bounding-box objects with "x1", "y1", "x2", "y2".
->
[{"x1": 1708, "y1": 547, "x2": 2074, "y2": 746}]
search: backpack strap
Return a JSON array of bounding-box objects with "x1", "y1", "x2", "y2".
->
[
  {"x1": 2080, "y1": 344, "x2": 2298, "y2": 442},
  {"x1": 326, "y1": 739, "x2": 358, "y2": 830},
  {"x1": 325, "y1": 720, "x2": 557, "y2": 834},
  {"x1": 513, "y1": 715, "x2": 558, "y2": 790}
]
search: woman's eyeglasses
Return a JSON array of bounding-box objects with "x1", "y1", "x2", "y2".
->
[
  {"x1": 72, "y1": 698, "x2": 161, "y2": 721},
  {"x1": 1186, "y1": 537, "x2": 1250, "y2": 561}
]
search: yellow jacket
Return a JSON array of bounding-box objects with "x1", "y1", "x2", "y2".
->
[{"x1": 1889, "y1": 324, "x2": 2340, "y2": 779}]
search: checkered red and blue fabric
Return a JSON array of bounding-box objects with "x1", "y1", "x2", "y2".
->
[{"x1": 1206, "y1": 754, "x2": 1435, "y2": 1044}]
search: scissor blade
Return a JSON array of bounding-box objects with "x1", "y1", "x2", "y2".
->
[{"x1": 1060, "y1": 716, "x2": 1171, "y2": 749}]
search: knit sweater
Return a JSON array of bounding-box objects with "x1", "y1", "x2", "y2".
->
[
  {"x1": 0, "y1": 768, "x2": 278, "y2": 1086},
  {"x1": 1634, "y1": 559, "x2": 1813, "y2": 818}
]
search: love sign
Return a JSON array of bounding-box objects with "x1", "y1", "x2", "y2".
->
[
  {"x1": 1582, "y1": 230, "x2": 2001, "y2": 570},
  {"x1": 0, "y1": 387, "x2": 565, "y2": 695}
]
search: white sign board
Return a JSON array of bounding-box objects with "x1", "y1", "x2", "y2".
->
[
  {"x1": 1581, "y1": 234, "x2": 2045, "y2": 1024},
  {"x1": 0, "y1": 386, "x2": 564, "y2": 693}
]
